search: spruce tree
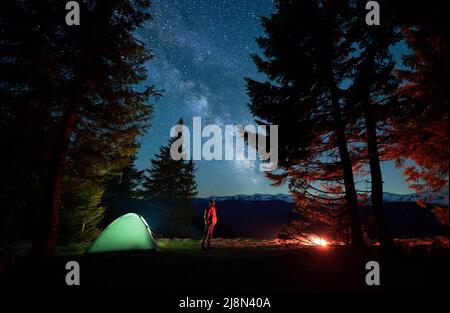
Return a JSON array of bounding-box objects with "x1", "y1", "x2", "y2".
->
[
  {"x1": 142, "y1": 119, "x2": 198, "y2": 231},
  {"x1": 0, "y1": 0, "x2": 64, "y2": 242},
  {"x1": 1, "y1": 1, "x2": 158, "y2": 256},
  {"x1": 246, "y1": 0, "x2": 365, "y2": 245},
  {"x1": 344, "y1": 1, "x2": 401, "y2": 249},
  {"x1": 102, "y1": 159, "x2": 145, "y2": 206},
  {"x1": 389, "y1": 0, "x2": 448, "y2": 196}
]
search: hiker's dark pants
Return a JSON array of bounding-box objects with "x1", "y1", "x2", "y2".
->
[{"x1": 202, "y1": 223, "x2": 215, "y2": 247}]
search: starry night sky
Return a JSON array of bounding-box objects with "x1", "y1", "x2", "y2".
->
[{"x1": 134, "y1": 0, "x2": 413, "y2": 198}]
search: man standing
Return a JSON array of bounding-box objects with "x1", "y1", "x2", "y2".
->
[{"x1": 201, "y1": 199, "x2": 217, "y2": 251}]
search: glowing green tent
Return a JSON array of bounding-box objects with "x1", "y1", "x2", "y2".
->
[{"x1": 86, "y1": 213, "x2": 157, "y2": 253}]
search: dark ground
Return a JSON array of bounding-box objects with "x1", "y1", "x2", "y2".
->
[{"x1": 1, "y1": 245, "x2": 448, "y2": 294}]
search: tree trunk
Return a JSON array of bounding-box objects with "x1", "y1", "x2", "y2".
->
[
  {"x1": 29, "y1": 108, "x2": 78, "y2": 257},
  {"x1": 28, "y1": 1, "x2": 112, "y2": 257},
  {"x1": 364, "y1": 100, "x2": 394, "y2": 249},
  {"x1": 359, "y1": 48, "x2": 394, "y2": 250},
  {"x1": 329, "y1": 83, "x2": 365, "y2": 246}
]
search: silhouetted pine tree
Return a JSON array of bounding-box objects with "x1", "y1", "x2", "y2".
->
[
  {"x1": 388, "y1": 0, "x2": 449, "y2": 197},
  {"x1": 246, "y1": 0, "x2": 365, "y2": 245},
  {"x1": 344, "y1": 1, "x2": 401, "y2": 249},
  {"x1": 0, "y1": 0, "x2": 64, "y2": 243},
  {"x1": 1, "y1": 1, "x2": 158, "y2": 256},
  {"x1": 102, "y1": 159, "x2": 145, "y2": 206},
  {"x1": 142, "y1": 119, "x2": 198, "y2": 231},
  {"x1": 391, "y1": 0, "x2": 448, "y2": 225}
]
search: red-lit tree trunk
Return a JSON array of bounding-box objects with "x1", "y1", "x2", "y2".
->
[
  {"x1": 329, "y1": 81, "x2": 365, "y2": 246},
  {"x1": 364, "y1": 101, "x2": 394, "y2": 249},
  {"x1": 357, "y1": 47, "x2": 394, "y2": 250},
  {"x1": 29, "y1": 106, "x2": 78, "y2": 257}
]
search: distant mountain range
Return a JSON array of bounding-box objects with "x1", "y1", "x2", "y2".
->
[
  {"x1": 382, "y1": 192, "x2": 449, "y2": 205},
  {"x1": 193, "y1": 191, "x2": 448, "y2": 239},
  {"x1": 207, "y1": 193, "x2": 294, "y2": 203},
  {"x1": 199, "y1": 191, "x2": 449, "y2": 206}
]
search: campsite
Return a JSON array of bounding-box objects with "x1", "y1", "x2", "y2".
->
[
  {"x1": 1, "y1": 210, "x2": 448, "y2": 293},
  {"x1": 0, "y1": 0, "x2": 448, "y2": 306}
]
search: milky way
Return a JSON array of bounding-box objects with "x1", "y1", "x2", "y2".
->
[
  {"x1": 133, "y1": 0, "x2": 286, "y2": 197},
  {"x1": 134, "y1": 0, "x2": 412, "y2": 197}
]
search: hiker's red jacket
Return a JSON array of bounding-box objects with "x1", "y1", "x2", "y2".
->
[{"x1": 204, "y1": 205, "x2": 217, "y2": 225}]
